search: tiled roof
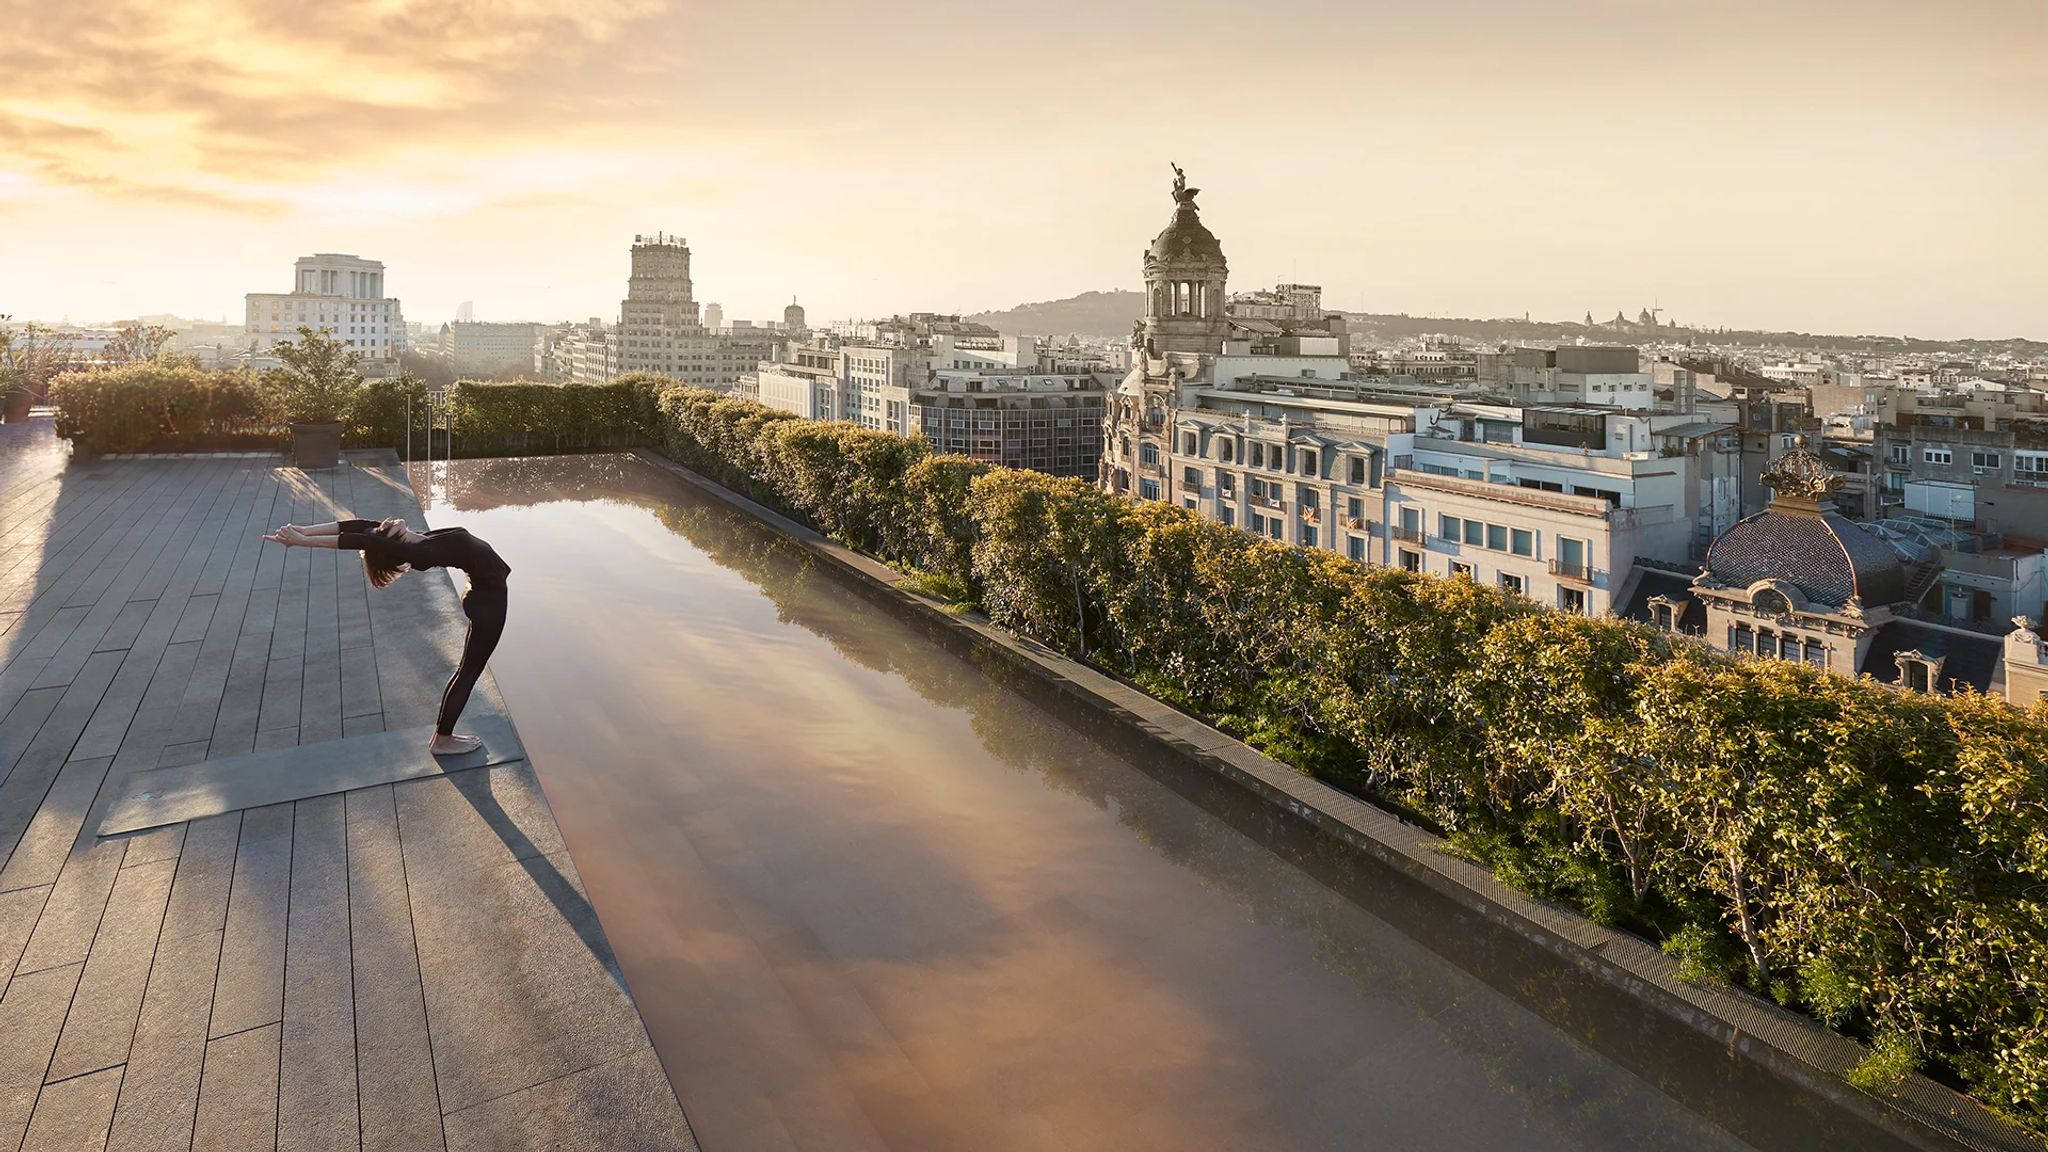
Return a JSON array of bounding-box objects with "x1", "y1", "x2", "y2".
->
[
  {"x1": 1861, "y1": 621, "x2": 2003, "y2": 694},
  {"x1": 1703, "y1": 502, "x2": 1905, "y2": 608},
  {"x1": 1617, "y1": 569, "x2": 1707, "y2": 634}
]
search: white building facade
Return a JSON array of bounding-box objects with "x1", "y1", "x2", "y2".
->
[{"x1": 245, "y1": 253, "x2": 404, "y2": 371}]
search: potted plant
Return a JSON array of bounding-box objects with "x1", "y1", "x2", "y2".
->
[{"x1": 267, "y1": 326, "x2": 364, "y2": 469}]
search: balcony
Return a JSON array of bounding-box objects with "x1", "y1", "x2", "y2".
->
[
  {"x1": 1391, "y1": 525, "x2": 1423, "y2": 543},
  {"x1": 1302, "y1": 507, "x2": 1321, "y2": 525},
  {"x1": 1342, "y1": 516, "x2": 1364, "y2": 530},
  {"x1": 1549, "y1": 559, "x2": 1596, "y2": 583}
]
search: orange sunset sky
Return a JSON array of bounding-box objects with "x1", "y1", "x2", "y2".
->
[{"x1": 1, "y1": 0, "x2": 2042, "y2": 337}]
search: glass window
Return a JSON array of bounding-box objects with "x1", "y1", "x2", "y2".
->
[
  {"x1": 1220, "y1": 505, "x2": 1234, "y2": 527},
  {"x1": 1499, "y1": 572, "x2": 1525, "y2": 595},
  {"x1": 1347, "y1": 536, "x2": 1365, "y2": 561},
  {"x1": 1511, "y1": 529, "x2": 1534, "y2": 557},
  {"x1": 1302, "y1": 526, "x2": 1318, "y2": 548},
  {"x1": 1346, "y1": 497, "x2": 1364, "y2": 519},
  {"x1": 1560, "y1": 587, "x2": 1586, "y2": 614},
  {"x1": 1486, "y1": 524, "x2": 1508, "y2": 551},
  {"x1": 1803, "y1": 639, "x2": 1826, "y2": 667},
  {"x1": 1301, "y1": 450, "x2": 1318, "y2": 475},
  {"x1": 1780, "y1": 634, "x2": 1800, "y2": 660},
  {"x1": 1349, "y1": 457, "x2": 1366, "y2": 484},
  {"x1": 1733, "y1": 624, "x2": 1754, "y2": 652},
  {"x1": 1399, "y1": 550, "x2": 1421, "y2": 572},
  {"x1": 1449, "y1": 562, "x2": 1473, "y2": 579},
  {"x1": 1464, "y1": 520, "x2": 1483, "y2": 546},
  {"x1": 1399, "y1": 506, "x2": 1420, "y2": 531},
  {"x1": 1440, "y1": 514, "x2": 1461, "y2": 540}
]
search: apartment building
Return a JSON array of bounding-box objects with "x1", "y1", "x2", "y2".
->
[{"x1": 245, "y1": 253, "x2": 404, "y2": 372}]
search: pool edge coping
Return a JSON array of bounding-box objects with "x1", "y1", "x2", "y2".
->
[{"x1": 629, "y1": 447, "x2": 2040, "y2": 1152}]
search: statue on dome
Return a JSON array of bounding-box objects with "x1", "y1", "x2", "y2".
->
[
  {"x1": 1761, "y1": 434, "x2": 1841, "y2": 501},
  {"x1": 1170, "y1": 162, "x2": 1199, "y2": 207}
]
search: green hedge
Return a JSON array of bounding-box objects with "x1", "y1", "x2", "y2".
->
[
  {"x1": 436, "y1": 378, "x2": 661, "y2": 457},
  {"x1": 639, "y1": 383, "x2": 2047, "y2": 1129},
  {"x1": 50, "y1": 363, "x2": 277, "y2": 454}
]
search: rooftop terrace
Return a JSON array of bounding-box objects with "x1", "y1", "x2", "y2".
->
[{"x1": 0, "y1": 418, "x2": 695, "y2": 1151}]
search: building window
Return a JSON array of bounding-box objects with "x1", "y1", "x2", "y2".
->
[
  {"x1": 1803, "y1": 639, "x2": 1826, "y2": 668},
  {"x1": 1511, "y1": 528, "x2": 1535, "y2": 557},
  {"x1": 1923, "y1": 448, "x2": 1952, "y2": 466},
  {"x1": 1560, "y1": 586, "x2": 1586, "y2": 614},
  {"x1": 1464, "y1": 520, "x2": 1483, "y2": 546},
  {"x1": 1183, "y1": 466, "x2": 1201, "y2": 487},
  {"x1": 1399, "y1": 550, "x2": 1421, "y2": 573},
  {"x1": 1732, "y1": 623, "x2": 1754, "y2": 652},
  {"x1": 1349, "y1": 457, "x2": 1366, "y2": 484},
  {"x1": 1220, "y1": 505, "x2": 1234, "y2": 527},
  {"x1": 1249, "y1": 511, "x2": 1266, "y2": 534},
  {"x1": 1183, "y1": 432, "x2": 1198, "y2": 455},
  {"x1": 1221, "y1": 441, "x2": 1234, "y2": 464},
  {"x1": 1440, "y1": 514, "x2": 1461, "y2": 541},
  {"x1": 1499, "y1": 572, "x2": 1525, "y2": 596},
  {"x1": 1302, "y1": 526, "x2": 1318, "y2": 548},
  {"x1": 1140, "y1": 443, "x2": 1159, "y2": 465},
  {"x1": 1486, "y1": 524, "x2": 1509, "y2": 551},
  {"x1": 1347, "y1": 535, "x2": 1365, "y2": 561},
  {"x1": 1973, "y1": 450, "x2": 2001, "y2": 473},
  {"x1": 1140, "y1": 479, "x2": 1160, "y2": 501},
  {"x1": 1779, "y1": 633, "x2": 1800, "y2": 660},
  {"x1": 1249, "y1": 443, "x2": 1264, "y2": 469},
  {"x1": 1300, "y1": 449, "x2": 1318, "y2": 475},
  {"x1": 1449, "y1": 562, "x2": 1473, "y2": 579},
  {"x1": 1653, "y1": 603, "x2": 1674, "y2": 631},
  {"x1": 1894, "y1": 651, "x2": 1942, "y2": 693},
  {"x1": 1184, "y1": 498, "x2": 1197, "y2": 511}
]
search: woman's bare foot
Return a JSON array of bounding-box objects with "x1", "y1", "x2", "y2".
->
[{"x1": 429, "y1": 732, "x2": 483, "y2": 756}]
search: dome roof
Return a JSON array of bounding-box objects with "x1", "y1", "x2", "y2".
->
[
  {"x1": 1703, "y1": 503, "x2": 1906, "y2": 608},
  {"x1": 1148, "y1": 204, "x2": 1224, "y2": 264}
]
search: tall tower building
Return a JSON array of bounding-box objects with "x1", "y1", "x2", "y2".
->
[
  {"x1": 1141, "y1": 165, "x2": 1228, "y2": 356},
  {"x1": 612, "y1": 234, "x2": 768, "y2": 388},
  {"x1": 784, "y1": 298, "x2": 807, "y2": 331},
  {"x1": 703, "y1": 302, "x2": 724, "y2": 333}
]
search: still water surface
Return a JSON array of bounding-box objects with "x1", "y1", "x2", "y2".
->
[{"x1": 420, "y1": 454, "x2": 1759, "y2": 1152}]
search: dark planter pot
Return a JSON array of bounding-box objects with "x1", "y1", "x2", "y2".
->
[
  {"x1": 1, "y1": 392, "x2": 31, "y2": 423},
  {"x1": 290, "y1": 422, "x2": 344, "y2": 470}
]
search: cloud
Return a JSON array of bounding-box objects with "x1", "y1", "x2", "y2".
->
[{"x1": 0, "y1": 0, "x2": 670, "y2": 208}]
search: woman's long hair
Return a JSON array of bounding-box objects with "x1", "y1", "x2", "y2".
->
[{"x1": 363, "y1": 518, "x2": 411, "y2": 589}]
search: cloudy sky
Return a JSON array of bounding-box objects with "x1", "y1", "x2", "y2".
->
[{"x1": 1, "y1": 0, "x2": 2042, "y2": 338}]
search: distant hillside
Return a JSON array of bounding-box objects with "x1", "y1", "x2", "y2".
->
[
  {"x1": 967, "y1": 291, "x2": 1142, "y2": 339},
  {"x1": 968, "y1": 290, "x2": 2044, "y2": 356}
]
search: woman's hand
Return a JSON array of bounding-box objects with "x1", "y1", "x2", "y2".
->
[{"x1": 263, "y1": 525, "x2": 307, "y2": 547}]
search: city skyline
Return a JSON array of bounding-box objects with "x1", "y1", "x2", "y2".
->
[{"x1": 2, "y1": 0, "x2": 2043, "y2": 338}]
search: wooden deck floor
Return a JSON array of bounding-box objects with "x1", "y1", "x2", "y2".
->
[{"x1": 0, "y1": 418, "x2": 696, "y2": 1151}]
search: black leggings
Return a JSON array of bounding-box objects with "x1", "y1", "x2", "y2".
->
[{"x1": 437, "y1": 583, "x2": 507, "y2": 735}]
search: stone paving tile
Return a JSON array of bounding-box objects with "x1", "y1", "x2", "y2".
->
[
  {"x1": 47, "y1": 856, "x2": 177, "y2": 1081},
  {"x1": 192, "y1": 1022, "x2": 280, "y2": 1152},
  {"x1": 277, "y1": 794, "x2": 357, "y2": 1152},
  {"x1": 442, "y1": 1047, "x2": 698, "y2": 1152},
  {"x1": 0, "y1": 962, "x2": 84, "y2": 1150},
  {"x1": 159, "y1": 813, "x2": 240, "y2": 941},
  {"x1": 0, "y1": 882, "x2": 51, "y2": 987},
  {"x1": 20, "y1": 1063, "x2": 121, "y2": 1152},
  {"x1": 210, "y1": 802, "x2": 291, "y2": 1038},
  {"x1": 104, "y1": 928, "x2": 222, "y2": 1152},
  {"x1": 346, "y1": 785, "x2": 443, "y2": 1152},
  {"x1": 0, "y1": 755, "x2": 116, "y2": 894},
  {"x1": 13, "y1": 837, "x2": 124, "y2": 975}
]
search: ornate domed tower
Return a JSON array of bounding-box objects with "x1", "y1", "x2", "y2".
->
[{"x1": 1142, "y1": 164, "x2": 1228, "y2": 356}]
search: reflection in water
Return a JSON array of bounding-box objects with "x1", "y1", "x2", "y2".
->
[{"x1": 425, "y1": 455, "x2": 1758, "y2": 1152}]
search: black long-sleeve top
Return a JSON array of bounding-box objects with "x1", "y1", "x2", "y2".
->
[{"x1": 334, "y1": 520, "x2": 511, "y2": 586}]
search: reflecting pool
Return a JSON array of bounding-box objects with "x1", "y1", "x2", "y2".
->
[{"x1": 420, "y1": 454, "x2": 1760, "y2": 1152}]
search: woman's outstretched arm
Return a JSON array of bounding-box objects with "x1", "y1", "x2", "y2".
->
[{"x1": 264, "y1": 526, "x2": 338, "y2": 549}]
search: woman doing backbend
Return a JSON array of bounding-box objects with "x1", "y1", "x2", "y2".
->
[{"x1": 263, "y1": 518, "x2": 511, "y2": 756}]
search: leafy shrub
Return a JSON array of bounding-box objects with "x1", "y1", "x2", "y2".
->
[{"x1": 50, "y1": 362, "x2": 274, "y2": 453}]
